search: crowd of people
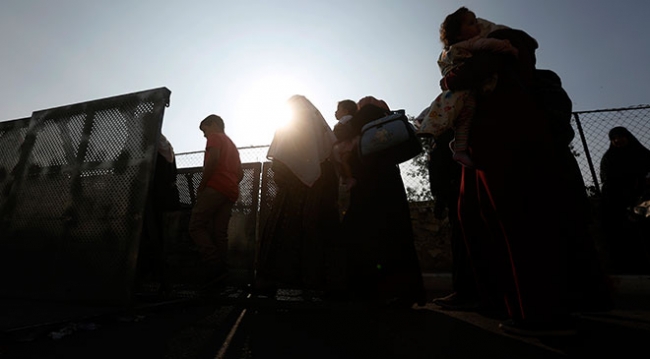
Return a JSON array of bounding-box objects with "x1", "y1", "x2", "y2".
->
[
  {"x1": 255, "y1": 94, "x2": 426, "y2": 308},
  {"x1": 148, "y1": 6, "x2": 649, "y2": 338}
]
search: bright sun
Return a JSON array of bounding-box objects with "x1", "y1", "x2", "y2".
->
[{"x1": 235, "y1": 74, "x2": 304, "y2": 145}]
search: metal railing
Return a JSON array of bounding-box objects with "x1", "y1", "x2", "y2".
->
[{"x1": 175, "y1": 105, "x2": 650, "y2": 202}]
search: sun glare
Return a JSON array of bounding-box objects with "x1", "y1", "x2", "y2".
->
[{"x1": 235, "y1": 74, "x2": 305, "y2": 145}]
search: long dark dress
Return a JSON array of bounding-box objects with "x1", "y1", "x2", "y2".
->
[
  {"x1": 600, "y1": 128, "x2": 650, "y2": 274},
  {"x1": 532, "y1": 68, "x2": 612, "y2": 311},
  {"x1": 458, "y1": 71, "x2": 569, "y2": 321},
  {"x1": 446, "y1": 29, "x2": 612, "y2": 322},
  {"x1": 339, "y1": 104, "x2": 426, "y2": 306},
  {"x1": 256, "y1": 160, "x2": 341, "y2": 291}
]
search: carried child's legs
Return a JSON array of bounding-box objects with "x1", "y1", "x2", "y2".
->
[
  {"x1": 417, "y1": 90, "x2": 464, "y2": 138},
  {"x1": 452, "y1": 94, "x2": 477, "y2": 168}
]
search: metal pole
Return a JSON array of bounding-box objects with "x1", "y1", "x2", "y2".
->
[{"x1": 573, "y1": 112, "x2": 601, "y2": 194}]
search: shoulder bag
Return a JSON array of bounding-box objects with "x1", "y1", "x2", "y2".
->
[{"x1": 358, "y1": 110, "x2": 423, "y2": 166}]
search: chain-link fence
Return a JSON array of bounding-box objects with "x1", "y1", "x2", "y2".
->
[
  {"x1": 571, "y1": 105, "x2": 650, "y2": 195},
  {"x1": 175, "y1": 105, "x2": 650, "y2": 203},
  {"x1": 175, "y1": 145, "x2": 270, "y2": 169},
  {"x1": 175, "y1": 145, "x2": 433, "y2": 202},
  {"x1": 0, "y1": 87, "x2": 171, "y2": 305}
]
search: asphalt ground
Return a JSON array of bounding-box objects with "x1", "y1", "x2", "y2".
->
[{"x1": 1, "y1": 274, "x2": 649, "y2": 359}]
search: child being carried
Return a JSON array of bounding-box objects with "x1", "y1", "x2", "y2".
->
[{"x1": 417, "y1": 7, "x2": 518, "y2": 167}]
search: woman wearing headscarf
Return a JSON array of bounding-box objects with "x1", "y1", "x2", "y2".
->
[
  {"x1": 600, "y1": 126, "x2": 650, "y2": 274},
  {"x1": 255, "y1": 95, "x2": 341, "y2": 294},
  {"x1": 335, "y1": 96, "x2": 426, "y2": 308}
]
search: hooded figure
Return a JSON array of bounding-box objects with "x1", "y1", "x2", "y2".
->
[
  {"x1": 256, "y1": 95, "x2": 341, "y2": 293},
  {"x1": 599, "y1": 126, "x2": 650, "y2": 274},
  {"x1": 600, "y1": 126, "x2": 650, "y2": 207}
]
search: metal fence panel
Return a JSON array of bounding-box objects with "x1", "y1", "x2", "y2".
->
[
  {"x1": 0, "y1": 87, "x2": 171, "y2": 305},
  {"x1": 571, "y1": 105, "x2": 650, "y2": 194},
  {"x1": 0, "y1": 118, "x2": 31, "y2": 211}
]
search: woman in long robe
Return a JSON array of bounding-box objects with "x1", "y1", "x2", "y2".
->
[
  {"x1": 445, "y1": 28, "x2": 612, "y2": 334},
  {"x1": 255, "y1": 95, "x2": 341, "y2": 293},
  {"x1": 600, "y1": 126, "x2": 650, "y2": 274},
  {"x1": 337, "y1": 98, "x2": 426, "y2": 307}
]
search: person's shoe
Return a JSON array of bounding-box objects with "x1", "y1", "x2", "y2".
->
[
  {"x1": 498, "y1": 319, "x2": 577, "y2": 337},
  {"x1": 432, "y1": 292, "x2": 480, "y2": 311}
]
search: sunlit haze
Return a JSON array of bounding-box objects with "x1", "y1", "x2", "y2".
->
[{"x1": 1, "y1": 0, "x2": 649, "y2": 153}]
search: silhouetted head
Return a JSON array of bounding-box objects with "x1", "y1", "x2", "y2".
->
[
  {"x1": 357, "y1": 96, "x2": 390, "y2": 111},
  {"x1": 200, "y1": 114, "x2": 225, "y2": 137},
  {"x1": 440, "y1": 7, "x2": 480, "y2": 48},
  {"x1": 286, "y1": 94, "x2": 326, "y2": 125},
  {"x1": 608, "y1": 126, "x2": 639, "y2": 149},
  {"x1": 488, "y1": 28, "x2": 539, "y2": 69},
  {"x1": 335, "y1": 99, "x2": 358, "y2": 120}
]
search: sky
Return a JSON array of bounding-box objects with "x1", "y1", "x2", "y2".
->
[{"x1": 1, "y1": 0, "x2": 649, "y2": 153}]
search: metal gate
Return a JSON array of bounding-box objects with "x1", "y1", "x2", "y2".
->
[{"x1": 0, "y1": 88, "x2": 170, "y2": 305}]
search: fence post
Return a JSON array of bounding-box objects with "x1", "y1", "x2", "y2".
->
[{"x1": 573, "y1": 112, "x2": 601, "y2": 194}]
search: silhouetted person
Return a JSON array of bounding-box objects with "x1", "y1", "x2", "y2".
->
[
  {"x1": 418, "y1": 7, "x2": 517, "y2": 168},
  {"x1": 255, "y1": 95, "x2": 341, "y2": 296},
  {"x1": 427, "y1": 128, "x2": 479, "y2": 310},
  {"x1": 337, "y1": 96, "x2": 426, "y2": 308},
  {"x1": 445, "y1": 27, "x2": 612, "y2": 336},
  {"x1": 332, "y1": 99, "x2": 359, "y2": 220},
  {"x1": 137, "y1": 134, "x2": 180, "y2": 289},
  {"x1": 600, "y1": 126, "x2": 650, "y2": 274},
  {"x1": 189, "y1": 115, "x2": 243, "y2": 287}
]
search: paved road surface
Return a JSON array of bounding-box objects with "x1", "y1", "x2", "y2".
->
[{"x1": 1, "y1": 274, "x2": 648, "y2": 358}]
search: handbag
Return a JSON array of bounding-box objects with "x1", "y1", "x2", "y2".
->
[{"x1": 358, "y1": 110, "x2": 423, "y2": 166}]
